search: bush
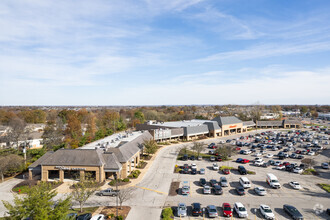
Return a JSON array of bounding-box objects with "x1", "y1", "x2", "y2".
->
[
  {"x1": 219, "y1": 166, "x2": 234, "y2": 170},
  {"x1": 319, "y1": 183, "x2": 330, "y2": 193},
  {"x1": 116, "y1": 216, "x2": 123, "y2": 220},
  {"x1": 162, "y1": 207, "x2": 173, "y2": 219},
  {"x1": 128, "y1": 170, "x2": 141, "y2": 179},
  {"x1": 247, "y1": 171, "x2": 256, "y2": 175},
  {"x1": 123, "y1": 178, "x2": 130, "y2": 182}
]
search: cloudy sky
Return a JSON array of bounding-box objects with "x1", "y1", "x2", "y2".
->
[{"x1": 0, "y1": 0, "x2": 329, "y2": 105}]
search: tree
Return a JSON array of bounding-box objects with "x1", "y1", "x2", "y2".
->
[
  {"x1": 143, "y1": 139, "x2": 158, "y2": 155},
  {"x1": 65, "y1": 113, "x2": 82, "y2": 148},
  {"x1": 191, "y1": 141, "x2": 204, "y2": 157},
  {"x1": 0, "y1": 154, "x2": 24, "y2": 182},
  {"x1": 117, "y1": 188, "x2": 134, "y2": 209},
  {"x1": 214, "y1": 144, "x2": 237, "y2": 160},
  {"x1": 71, "y1": 178, "x2": 99, "y2": 213},
  {"x1": 42, "y1": 118, "x2": 64, "y2": 149},
  {"x1": 2, "y1": 182, "x2": 71, "y2": 220},
  {"x1": 86, "y1": 113, "x2": 97, "y2": 137},
  {"x1": 134, "y1": 111, "x2": 145, "y2": 124},
  {"x1": 250, "y1": 102, "x2": 264, "y2": 121},
  {"x1": 7, "y1": 117, "x2": 27, "y2": 148}
]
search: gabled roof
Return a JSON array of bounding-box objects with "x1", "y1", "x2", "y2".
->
[
  {"x1": 102, "y1": 152, "x2": 122, "y2": 170},
  {"x1": 284, "y1": 119, "x2": 302, "y2": 125},
  {"x1": 40, "y1": 149, "x2": 105, "y2": 166},
  {"x1": 211, "y1": 116, "x2": 243, "y2": 126},
  {"x1": 243, "y1": 121, "x2": 256, "y2": 127},
  {"x1": 257, "y1": 121, "x2": 283, "y2": 126},
  {"x1": 203, "y1": 121, "x2": 221, "y2": 131},
  {"x1": 29, "y1": 151, "x2": 54, "y2": 168},
  {"x1": 107, "y1": 131, "x2": 153, "y2": 163}
]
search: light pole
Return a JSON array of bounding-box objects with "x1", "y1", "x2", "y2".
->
[{"x1": 114, "y1": 173, "x2": 118, "y2": 218}]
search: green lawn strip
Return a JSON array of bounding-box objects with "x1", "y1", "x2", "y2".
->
[
  {"x1": 318, "y1": 184, "x2": 330, "y2": 193},
  {"x1": 68, "y1": 207, "x2": 99, "y2": 215}
]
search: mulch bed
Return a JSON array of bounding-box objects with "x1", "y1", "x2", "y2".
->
[
  {"x1": 100, "y1": 206, "x2": 131, "y2": 219},
  {"x1": 12, "y1": 180, "x2": 63, "y2": 194},
  {"x1": 136, "y1": 161, "x2": 147, "y2": 169},
  {"x1": 109, "y1": 180, "x2": 131, "y2": 187},
  {"x1": 168, "y1": 181, "x2": 180, "y2": 196},
  {"x1": 141, "y1": 155, "x2": 152, "y2": 160}
]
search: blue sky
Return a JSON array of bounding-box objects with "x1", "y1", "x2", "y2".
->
[{"x1": 0, "y1": 0, "x2": 329, "y2": 105}]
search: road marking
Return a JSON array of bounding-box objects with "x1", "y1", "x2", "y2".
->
[{"x1": 134, "y1": 185, "x2": 168, "y2": 195}]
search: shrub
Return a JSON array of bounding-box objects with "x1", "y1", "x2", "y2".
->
[
  {"x1": 123, "y1": 178, "x2": 130, "y2": 182},
  {"x1": 117, "y1": 215, "x2": 123, "y2": 220},
  {"x1": 162, "y1": 207, "x2": 173, "y2": 219},
  {"x1": 219, "y1": 166, "x2": 234, "y2": 170}
]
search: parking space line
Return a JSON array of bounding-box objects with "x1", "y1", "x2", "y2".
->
[{"x1": 133, "y1": 185, "x2": 168, "y2": 195}]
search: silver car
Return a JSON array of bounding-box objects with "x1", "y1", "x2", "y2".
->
[
  {"x1": 177, "y1": 203, "x2": 187, "y2": 217},
  {"x1": 203, "y1": 185, "x2": 211, "y2": 194},
  {"x1": 254, "y1": 187, "x2": 267, "y2": 196},
  {"x1": 207, "y1": 205, "x2": 218, "y2": 218},
  {"x1": 182, "y1": 185, "x2": 190, "y2": 195},
  {"x1": 220, "y1": 176, "x2": 228, "y2": 187}
]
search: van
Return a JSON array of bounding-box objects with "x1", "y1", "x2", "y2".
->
[
  {"x1": 266, "y1": 173, "x2": 281, "y2": 189},
  {"x1": 239, "y1": 177, "x2": 251, "y2": 188}
]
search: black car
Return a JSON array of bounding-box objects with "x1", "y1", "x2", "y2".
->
[
  {"x1": 283, "y1": 204, "x2": 303, "y2": 220},
  {"x1": 191, "y1": 168, "x2": 197, "y2": 175},
  {"x1": 200, "y1": 178, "x2": 207, "y2": 186},
  {"x1": 192, "y1": 203, "x2": 202, "y2": 216},
  {"x1": 182, "y1": 154, "x2": 188, "y2": 161},
  {"x1": 77, "y1": 213, "x2": 92, "y2": 220},
  {"x1": 190, "y1": 155, "x2": 195, "y2": 160},
  {"x1": 213, "y1": 185, "x2": 223, "y2": 195},
  {"x1": 210, "y1": 179, "x2": 218, "y2": 186},
  {"x1": 236, "y1": 186, "x2": 245, "y2": 195},
  {"x1": 182, "y1": 168, "x2": 189, "y2": 174},
  {"x1": 297, "y1": 155, "x2": 304, "y2": 159},
  {"x1": 238, "y1": 166, "x2": 247, "y2": 175}
]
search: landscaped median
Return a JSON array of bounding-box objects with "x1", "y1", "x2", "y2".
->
[
  {"x1": 318, "y1": 183, "x2": 330, "y2": 193},
  {"x1": 219, "y1": 166, "x2": 256, "y2": 175},
  {"x1": 161, "y1": 207, "x2": 174, "y2": 220},
  {"x1": 12, "y1": 180, "x2": 63, "y2": 194}
]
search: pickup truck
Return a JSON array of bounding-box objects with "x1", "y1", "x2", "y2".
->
[{"x1": 97, "y1": 188, "x2": 120, "y2": 196}]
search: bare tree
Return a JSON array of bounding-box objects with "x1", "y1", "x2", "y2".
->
[
  {"x1": 71, "y1": 178, "x2": 99, "y2": 213},
  {"x1": 191, "y1": 141, "x2": 204, "y2": 157},
  {"x1": 117, "y1": 187, "x2": 134, "y2": 209},
  {"x1": 42, "y1": 117, "x2": 64, "y2": 149},
  {"x1": 215, "y1": 144, "x2": 237, "y2": 160},
  {"x1": 250, "y1": 102, "x2": 264, "y2": 121},
  {"x1": 0, "y1": 154, "x2": 24, "y2": 182},
  {"x1": 7, "y1": 117, "x2": 27, "y2": 148}
]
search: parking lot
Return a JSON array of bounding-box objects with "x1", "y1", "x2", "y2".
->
[{"x1": 165, "y1": 129, "x2": 330, "y2": 219}]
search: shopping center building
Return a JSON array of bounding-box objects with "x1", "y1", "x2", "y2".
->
[{"x1": 28, "y1": 131, "x2": 153, "y2": 182}]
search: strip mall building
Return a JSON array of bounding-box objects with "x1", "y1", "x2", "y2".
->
[{"x1": 29, "y1": 131, "x2": 153, "y2": 182}]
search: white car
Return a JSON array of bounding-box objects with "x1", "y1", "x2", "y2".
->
[
  {"x1": 254, "y1": 157, "x2": 263, "y2": 163},
  {"x1": 254, "y1": 152, "x2": 262, "y2": 157},
  {"x1": 254, "y1": 161, "x2": 264, "y2": 166},
  {"x1": 275, "y1": 165, "x2": 285, "y2": 170},
  {"x1": 266, "y1": 154, "x2": 273, "y2": 158},
  {"x1": 308, "y1": 151, "x2": 315, "y2": 156},
  {"x1": 234, "y1": 202, "x2": 248, "y2": 218},
  {"x1": 191, "y1": 163, "x2": 197, "y2": 169},
  {"x1": 212, "y1": 163, "x2": 219, "y2": 170},
  {"x1": 254, "y1": 187, "x2": 267, "y2": 196},
  {"x1": 244, "y1": 150, "x2": 252, "y2": 155},
  {"x1": 293, "y1": 167, "x2": 303, "y2": 174},
  {"x1": 203, "y1": 185, "x2": 211, "y2": 194},
  {"x1": 289, "y1": 181, "x2": 302, "y2": 190},
  {"x1": 259, "y1": 204, "x2": 275, "y2": 220},
  {"x1": 274, "y1": 161, "x2": 281, "y2": 166},
  {"x1": 91, "y1": 214, "x2": 106, "y2": 220}
]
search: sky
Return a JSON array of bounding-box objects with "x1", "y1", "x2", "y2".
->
[{"x1": 0, "y1": 0, "x2": 330, "y2": 106}]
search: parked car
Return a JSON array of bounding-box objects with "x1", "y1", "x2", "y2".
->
[
  {"x1": 222, "y1": 203, "x2": 233, "y2": 217},
  {"x1": 191, "y1": 163, "x2": 197, "y2": 169},
  {"x1": 259, "y1": 204, "x2": 275, "y2": 220},
  {"x1": 177, "y1": 203, "x2": 187, "y2": 217},
  {"x1": 238, "y1": 166, "x2": 247, "y2": 175},
  {"x1": 234, "y1": 202, "x2": 248, "y2": 218},
  {"x1": 222, "y1": 169, "x2": 230, "y2": 175},
  {"x1": 197, "y1": 156, "x2": 202, "y2": 160},
  {"x1": 322, "y1": 162, "x2": 329, "y2": 169},
  {"x1": 191, "y1": 168, "x2": 197, "y2": 175},
  {"x1": 190, "y1": 155, "x2": 195, "y2": 160},
  {"x1": 266, "y1": 154, "x2": 273, "y2": 158},
  {"x1": 254, "y1": 161, "x2": 265, "y2": 166},
  {"x1": 210, "y1": 156, "x2": 215, "y2": 161},
  {"x1": 182, "y1": 185, "x2": 190, "y2": 195},
  {"x1": 77, "y1": 213, "x2": 92, "y2": 220},
  {"x1": 220, "y1": 176, "x2": 228, "y2": 187},
  {"x1": 236, "y1": 186, "x2": 245, "y2": 195},
  {"x1": 203, "y1": 185, "x2": 211, "y2": 194},
  {"x1": 255, "y1": 186, "x2": 267, "y2": 196},
  {"x1": 91, "y1": 214, "x2": 106, "y2": 220},
  {"x1": 200, "y1": 178, "x2": 207, "y2": 186},
  {"x1": 182, "y1": 154, "x2": 188, "y2": 161},
  {"x1": 236, "y1": 158, "x2": 243, "y2": 163},
  {"x1": 200, "y1": 168, "x2": 205, "y2": 174},
  {"x1": 289, "y1": 181, "x2": 302, "y2": 190},
  {"x1": 192, "y1": 203, "x2": 202, "y2": 216},
  {"x1": 293, "y1": 167, "x2": 303, "y2": 174},
  {"x1": 213, "y1": 185, "x2": 223, "y2": 195},
  {"x1": 66, "y1": 213, "x2": 78, "y2": 220},
  {"x1": 212, "y1": 163, "x2": 219, "y2": 170},
  {"x1": 283, "y1": 204, "x2": 304, "y2": 220},
  {"x1": 241, "y1": 159, "x2": 250, "y2": 163},
  {"x1": 210, "y1": 179, "x2": 218, "y2": 186},
  {"x1": 182, "y1": 168, "x2": 189, "y2": 174},
  {"x1": 97, "y1": 188, "x2": 120, "y2": 196},
  {"x1": 207, "y1": 205, "x2": 218, "y2": 218}
]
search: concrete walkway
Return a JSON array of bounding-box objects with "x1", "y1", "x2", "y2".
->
[{"x1": 0, "y1": 177, "x2": 24, "y2": 217}]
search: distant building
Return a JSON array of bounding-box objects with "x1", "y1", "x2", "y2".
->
[{"x1": 318, "y1": 113, "x2": 330, "y2": 120}]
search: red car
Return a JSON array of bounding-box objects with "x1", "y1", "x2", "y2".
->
[
  {"x1": 282, "y1": 162, "x2": 290, "y2": 166},
  {"x1": 223, "y1": 169, "x2": 230, "y2": 175},
  {"x1": 216, "y1": 157, "x2": 222, "y2": 162},
  {"x1": 222, "y1": 203, "x2": 233, "y2": 217},
  {"x1": 241, "y1": 159, "x2": 250, "y2": 164},
  {"x1": 295, "y1": 150, "x2": 301, "y2": 154}
]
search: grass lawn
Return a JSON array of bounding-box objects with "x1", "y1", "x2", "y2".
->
[
  {"x1": 302, "y1": 168, "x2": 316, "y2": 175},
  {"x1": 12, "y1": 185, "x2": 31, "y2": 194},
  {"x1": 318, "y1": 184, "x2": 330, "y2": 193},
  {"x1": 219, "y1": 166, "x2": 234, "y2": 170}
]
